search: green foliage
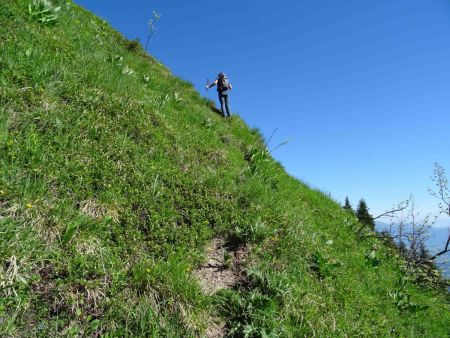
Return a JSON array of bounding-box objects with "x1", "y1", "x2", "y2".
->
[
  {"x1": 106, "y1": 54, "x2": 123, "y2": 66},
  {"x1": 389, "y1": 277, "x2": 430, "y2": 314},
  {"x1": 60, "y1": 215, "x2": 84, "y2": 245},
  {"x1": 28, "y1": 0, "x2": 61, "y2": 24},
  {"x1": 343, "y1": 196, "x2": 354, "y2": 213},
  {"x1": 356, "y1": 198, "x2": 375, "y2": 230},
  {"x1": 365, "y1": 249, "x2": 382, "y2": 269},
  {"x1": 232, "y1": 218, "x2": 274, "y2": 244},
  {"x1": 125, "y1": 38, "x2": 143, "y2": 53},
  {"x1": 227, "y1": 291, "x2": 278, "y2": 338},
  {"x1": 215, "y1": 268, "x2": 292, "y2": 336},
  {"x1": 223, "y1": 251, "x2": 233, "y2": 269},
  {"x1": 245, "y1": 147, "x2": 270, "y2": 177},
  {"x1": 246, "y1": 267, "x2": 291, "y2": 298},
  {"x1": 311, "y1": 251, "x2": 342, "y2": 279},
  {"x1": 401, "y1": 256, "x2": 448, "y2": 291}
]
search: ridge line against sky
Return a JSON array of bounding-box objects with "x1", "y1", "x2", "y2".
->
[{"x1": 74, "y1": 0, "x2": 450, "y2": 228}]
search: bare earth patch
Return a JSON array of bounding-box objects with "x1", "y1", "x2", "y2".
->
[
  {"x1": 193, "y1": 237, "x2": 249, "y2": 338},
  {"x1": 193, "y1": 238, "x2": 248, "y2": 294}
]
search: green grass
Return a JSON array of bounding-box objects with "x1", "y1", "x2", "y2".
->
[{"x1": 1, "y1": 0, "x2": 449, "y2": 336}]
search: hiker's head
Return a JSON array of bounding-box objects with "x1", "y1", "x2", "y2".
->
[{"x1": 218, "y1": 72, "x2": 225, "y2": 79}]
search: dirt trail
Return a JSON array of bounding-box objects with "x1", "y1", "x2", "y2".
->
[{"x1": 193, "y1": 237, "x2": 249, "y2": 337}]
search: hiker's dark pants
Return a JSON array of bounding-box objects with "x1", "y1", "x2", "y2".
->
[{"x1": 219, "y1": 93, "x2": 231, "y2": 118}]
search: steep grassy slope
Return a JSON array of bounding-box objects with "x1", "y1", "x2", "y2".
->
[{"x1": 0, "y1": 1, "x2": 449, "y2": 336}]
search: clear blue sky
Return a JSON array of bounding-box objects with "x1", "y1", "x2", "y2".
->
[{"x1": 75, "y1": 0, "x2": 450, "y2": 226}]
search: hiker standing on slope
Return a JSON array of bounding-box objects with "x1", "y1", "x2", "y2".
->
[{"x1": 206, "y1": 72, "x2": 233, "y2": 118}]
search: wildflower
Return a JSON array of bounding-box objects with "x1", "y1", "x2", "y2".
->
[{"x1": 26, "y1": 203, "x2": 33, "y2": 209}]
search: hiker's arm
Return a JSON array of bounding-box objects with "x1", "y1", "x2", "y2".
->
[
  {"x1": 229, "y1": 83, "x2": 233, "y2": 90},
  {"x1": 206, "y1": 80, "x2": 218, "y2": 89}
]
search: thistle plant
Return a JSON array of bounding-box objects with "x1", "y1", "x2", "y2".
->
[{"x1": 145, "y1": 11, "x2": 161, "y2": 51}]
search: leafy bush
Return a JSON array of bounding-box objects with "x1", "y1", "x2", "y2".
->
[
  {"x1": 106, "y1": 55, "x2": 123, "y2": 66},
  {"x1": 125, "y1": 38, "x2": 142, "y2": 52},
  {"x1": 215, "y1": 268, "x2": 290, "y2": 337},
  {"x1": 245, "y1": 147, "x2": 269, "y2": 177},
  {"x1": 216, "y1": 289, "x2": 280, "y2": 337},
  {"x1": 311, "y1": 251, "x2": 342, "y2": 279},
  {"x1": 232, "y1": 218, "x2": 274, "y2": 244},
  {"x1": 246, "y1": 267, "x2": 290, "y2": 298},
  {"x1": 365, "y1": 249, "x2": 381, "y2": 269},
  {"x1": 389, "y1": 277, "x2": 429, "y2": 314}
]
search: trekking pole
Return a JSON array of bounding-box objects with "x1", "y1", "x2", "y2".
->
[{"x1": 206, "y1": 78, "x2": 210, "y2": 96}]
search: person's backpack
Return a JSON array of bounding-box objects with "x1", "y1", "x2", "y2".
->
[{"x1": 218, "y1": 76, "x2": 229, "y2": 92}]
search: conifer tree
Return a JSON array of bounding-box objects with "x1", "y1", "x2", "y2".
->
[
  {"x1": 343, "y1": 196, "x2": 354, "y2": 213},
  {"x1": 418, "y1": 242, "x2": 431, "y2": 262},
  {"x1": 398, "y1": 240, "x2": 408, "y2": 257},
  {"x1": 356, "y1": 199, "x2": 375, "y2": 230}
]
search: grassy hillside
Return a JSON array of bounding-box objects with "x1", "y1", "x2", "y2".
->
[{"x1": 0, "y1": 1, "x2": 449, "y2": 336}]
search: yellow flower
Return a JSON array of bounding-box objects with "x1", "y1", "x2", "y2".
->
[{"x1": 26, "y1": 203, "x2": 33, "y2": 209}]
